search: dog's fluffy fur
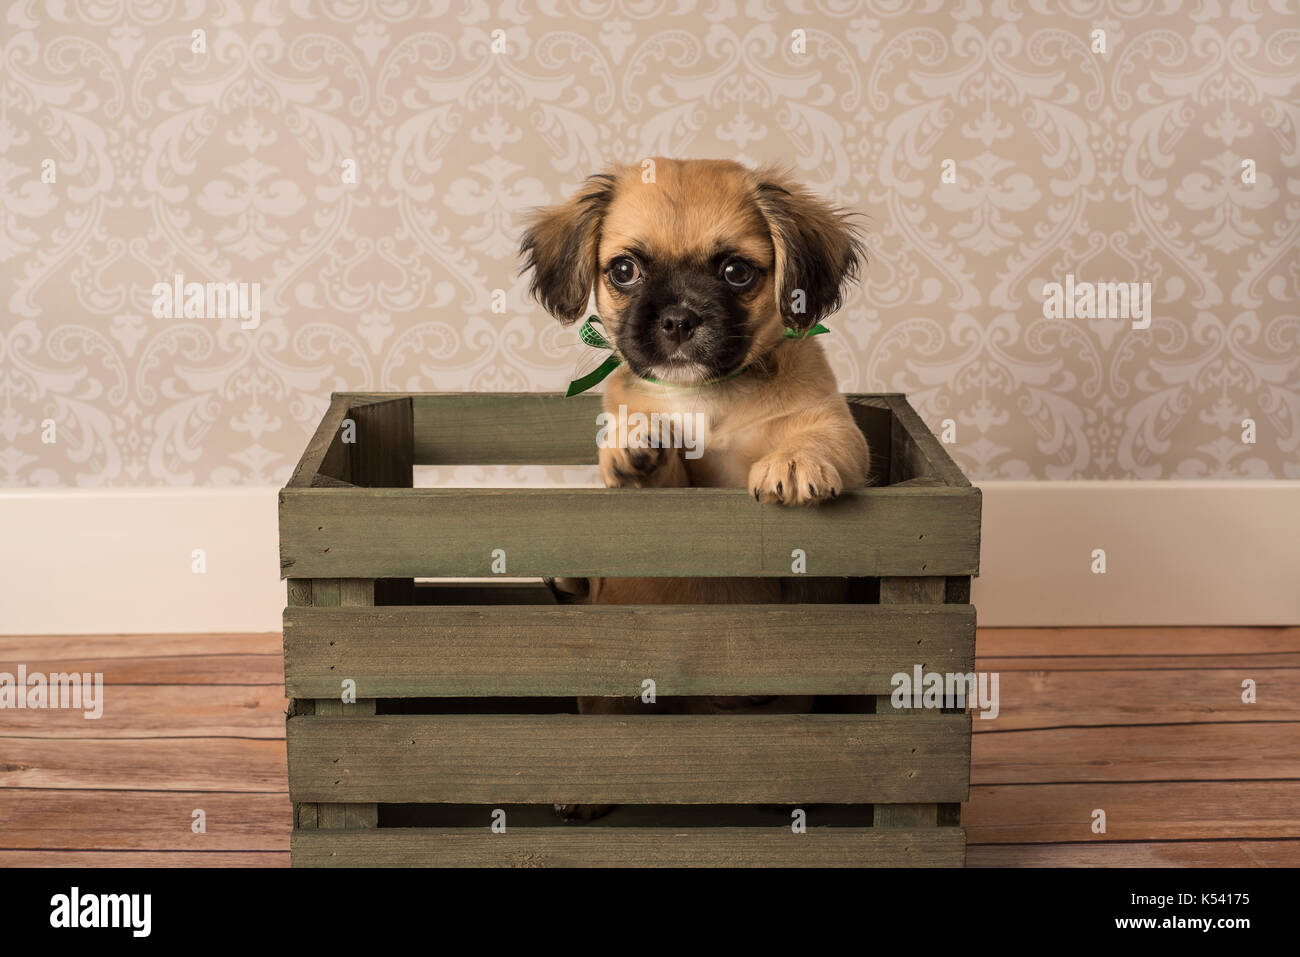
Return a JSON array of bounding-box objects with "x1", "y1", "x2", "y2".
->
[{"x1": 519, "y1": 158, "x2": 870, "y2": 818}]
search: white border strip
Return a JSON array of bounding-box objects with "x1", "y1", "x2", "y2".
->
[
  {"x1": 0, "y1": 488, "x2": 284, "y2": 636},
  {"x1": 0, "y1": 481, "x2": 1295, "y2": 634},
  {"x1": 973, "y1": 480, "x2": 1299, "y2": 627}
]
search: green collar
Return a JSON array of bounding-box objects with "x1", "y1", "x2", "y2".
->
[{"x1": 565, "y1": 316, "x2": 829, "y2": 397}]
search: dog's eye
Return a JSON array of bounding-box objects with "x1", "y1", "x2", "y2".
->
[
  {"x1": 609, "y1": 257, "x2": 641, "y2": 287},
  {"x1": 722, "y1": 259, "x2": 755, "y2": 288}
]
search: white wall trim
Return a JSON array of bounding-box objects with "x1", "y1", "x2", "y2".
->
[
  {"x1": 0, "y1": 488, "x2": 284, "y2": 637},
  {"x1": 1, "y1": 481, "x2": 1296, "y2": 634},
  {"x1": 972, "y1": 480, "x2": 1299, "y2": 627}
]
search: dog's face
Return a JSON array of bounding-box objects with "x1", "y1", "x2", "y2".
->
[{"x1": 520, "y1": 159, "x2": 863, "y2": 385}]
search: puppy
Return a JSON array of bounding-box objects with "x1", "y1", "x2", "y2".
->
[{"x1": 519, "y1": 158, "x2": 870, "y2": 818}]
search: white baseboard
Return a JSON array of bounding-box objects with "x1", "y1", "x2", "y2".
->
[
  {"x1": 1, "y1": 481, "x2": 1295, "y2": 634},
  {"x1": 974, "y1": 480, "x2": 1299, "y2": 627},
  {"x1": 0, "y1": 488, "x2": 284, "y2": 636}
]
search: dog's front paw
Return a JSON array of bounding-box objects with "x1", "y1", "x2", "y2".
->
[
  {"x1": 599, "y1": 443, "x2": 679, "y2": 488},
  {"x1": 749, "y1": 453, "x2": 842, "y2": 505}
]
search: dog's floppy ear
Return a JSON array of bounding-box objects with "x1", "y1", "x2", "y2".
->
[
  {"x1": 753, "y1": 168, "x2": 865, "y2": 330},
  {"x1": 519, "y1": 172, "x2": 619, "y2": 324}
]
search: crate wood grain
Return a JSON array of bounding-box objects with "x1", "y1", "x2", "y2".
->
[
  {"x1": 287, "y1": 395, "x2": 413, "y2": 489},
  {"x1": 408, "y1": 393, "x2": 604, "y2": 465},
  {"x1": 292, "y1": 827, "x2": 966, "y2": 868},
  {"x1": 280, "y1": 391, "x2": 981, "y2": 579},
  {"x1": 281, "y1": 392, "x2": 977, "y2": 868},
  {"x1": 280, "y1": 485, "x2": 980, "y2": 579},
  {"x1": 340, "y1": 391, "x2": 905, "y2": 471},
  {"x1": 287, "y1": 713, "x2": 971, "y2": 805},
  {"x1": 884, "y1": 396, "x2": 969, "y2": 488},
  {"x1": 289, "y1": 578, "x2": 379, "y2": 832},
  {"x1": 875, "y1": 575, "x2": 950, "y2": 830},
  {"x1": 283, "y1": 603, "x2": 975, "y2": 698}
]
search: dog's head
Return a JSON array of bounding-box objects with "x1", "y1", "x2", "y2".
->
[{"x1": 519, "y1": 159, "x2": 864, "y2": 385}]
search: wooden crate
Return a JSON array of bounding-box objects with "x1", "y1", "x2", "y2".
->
[{"x1": 280, "y1": 393, "x2": 980, "y2": 867}]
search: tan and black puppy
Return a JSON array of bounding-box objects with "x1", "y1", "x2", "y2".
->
[
  {"x1": 519, "y1": 158, "x2": 869, "y2": 817},
  {"x1": 521, "y1": 158, "x2": 869, "y2": 536}
]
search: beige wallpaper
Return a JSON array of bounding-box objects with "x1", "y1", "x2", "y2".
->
[{"x1": 3, "y1": 0, "x2": 1298, "y2": 485}]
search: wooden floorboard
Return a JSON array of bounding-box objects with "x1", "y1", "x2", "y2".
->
[
  {"x1": 0, "y1": 633, "x2": 282, "y2": 660},
  {"x1": 0, "y1": 686, "x2": 288, "y2": 738},
  {"x1": 974, "y1": 668, "x2": 1299, "y2": 729},
  {"x1": 973, "y1": 723, "x2": 1300, "y2": 783},
  {"x1": 977, "y1": 626, "x2": 1300, "y2": 657},
  {"x1": 0, "y1": 851, "x2": 291, "y2": 867},
  {"x1": 3, "y1": 655, "x2": 283, "y2": 685},
  {"x1": 962, "y1": 625, "x2": 1300, "y2": 866},
  {"x1": 968, "y1": 840, "x2": 1300, "y2": 868},
  {"x1": 1, "y1": 627, "x2": 1297, "y2": 867},
  {"x1": 0, "y1": 738, "x2": 288, "y2": 792},
  {"x1": 965, "y1": 781, "x2": 1300, "y2": 843},
  {"x1": 0, "y1": 633, "x2": 283, "y2": 685},
  {"x1": 980, "y1": 653, "x2": 1300, "y2": 671},
  {"x1": 0, "y1": 791, "x2": 292, "y2": 850}
]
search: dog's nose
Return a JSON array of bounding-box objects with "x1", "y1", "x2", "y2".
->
[{"x1": 660, "y1": 306, "x2": 701, "y2": 345}]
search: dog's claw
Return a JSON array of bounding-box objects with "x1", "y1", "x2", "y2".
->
[{"x1": 749, "y1": 454, "x2": 844, "y2": 506}]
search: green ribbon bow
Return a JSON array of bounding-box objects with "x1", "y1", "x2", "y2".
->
[{"x1": 565, "y1": 316, "x2": 829, "y2": 397}]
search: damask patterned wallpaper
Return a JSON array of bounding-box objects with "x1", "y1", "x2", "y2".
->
[{"x1": 3, "y1": 0, "x2": 1297, "y2": 486}]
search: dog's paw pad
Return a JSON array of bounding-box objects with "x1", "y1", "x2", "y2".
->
[{"x1": 600, "y1": 443, "x2": 668, "y2": 488}]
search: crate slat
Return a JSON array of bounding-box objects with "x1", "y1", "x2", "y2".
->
[
  {"x1": 283, "y1": 603, "x2": 976, "y2": 698},
  {"x1": 279, "y1": 485, "x2": 981, "y2": 579},
  {"x1": 286, "y1": 713, "x2": 971, "y2": 804},
  {"x1": 406, "y1": 393, "x2": 603, "y2": 464},
  {"x1": 291, "y1": 826, "x2": 966, "y2": 867},
  {"x1": 321, "y1": 392, "x2": 959, "y2": 483}
]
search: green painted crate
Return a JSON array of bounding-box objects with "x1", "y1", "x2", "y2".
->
[{"x1": 280, "y1": 392, "x2": 980, "y2": 867}]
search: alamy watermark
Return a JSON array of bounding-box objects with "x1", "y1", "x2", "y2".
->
[
  {"x1": 890, "y1": 666, "x2": 999, "y2": 719},
  {"x1": 1042, "y1": 274, "x2": 1151, "y2": 330},
  {"x1": 50, "y1": 887, "x2": 150, "y2": 937},
  {"x1": 0, "y1": 666, "x2": 103, "y2": 719},
  {"x1": 151, "y1": 272, "x2": 261, "y2": 329},
  {"x1": 596, "y1": 404, "x2": 706, "y2": 460}
]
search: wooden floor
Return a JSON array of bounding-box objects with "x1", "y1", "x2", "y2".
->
[{"x1": 2, "y1": 627, "x2": 1297, "y2": 867}]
